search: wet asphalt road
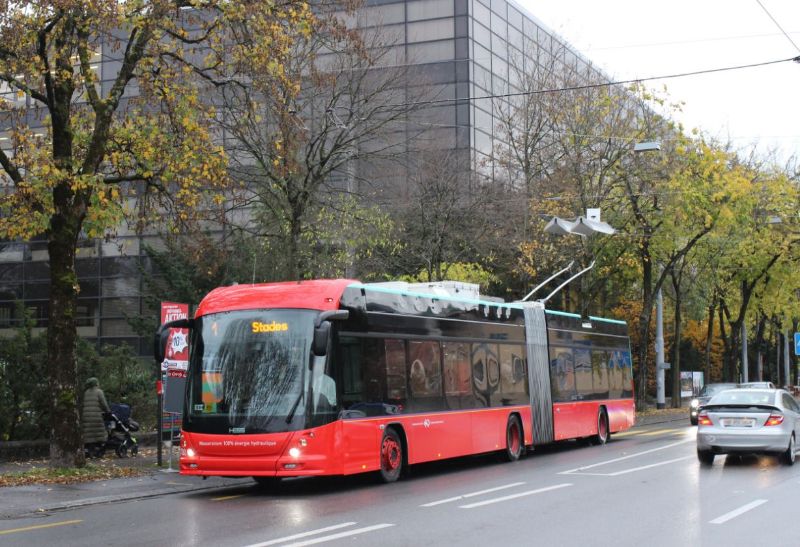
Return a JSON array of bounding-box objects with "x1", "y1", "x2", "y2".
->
[{"x1": 3, "y1": 423, "x2": 800, "y2": 547}]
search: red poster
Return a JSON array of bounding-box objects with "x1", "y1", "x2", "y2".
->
[{"x1": 161, "y1": 302, "x2": 189, "y2": 372}]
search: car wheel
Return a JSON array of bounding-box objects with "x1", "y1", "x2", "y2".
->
[
  {"x1": 697, "y1": 449, "x2": 714, "y2": 465},
  {"x1": 782, "y1": 435, "x2": 796, "y2": 466},
  {"x1": 592, "y1": 409, "x2": 609, "y2": 445},
  {"x1": 504, "y1": 415, "x2": 524, "y2": 461},
  {"x1": 379, "y1": 428, "x2": 403, "y2": 482}
]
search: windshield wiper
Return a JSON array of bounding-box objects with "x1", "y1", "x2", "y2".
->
[{"x1": 286, "y1": 391, "x2": 303, "y2": 424}]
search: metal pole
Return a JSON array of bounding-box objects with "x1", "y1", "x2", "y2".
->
[
  {"x1": 741, "y1": 322, "x2": 748, "y2": 383},
  {"x1": 157, "y1": 385, "x2": 163, "y2": 467},
  {"x1": 167, "y1": 413, "x2": 174, "y2": 471},
  {"x1": 784, "y1": 330, "x2": 791, "y2": 389},
  {"x1": 655, "y1": 289, "x2": 665, "y2": 409}
]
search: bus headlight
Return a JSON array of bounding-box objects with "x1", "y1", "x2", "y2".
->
[
  {"x1": 186, "y1": 447, "x2": 196, "y2": 458},
  {"x1": 288, "y1": 447, "x2": 301, "y2": 458}
]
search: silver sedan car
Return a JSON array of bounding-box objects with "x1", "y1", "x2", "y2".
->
[{"x1": 696, "y1": 388, "x2": 800, "y2": 465}]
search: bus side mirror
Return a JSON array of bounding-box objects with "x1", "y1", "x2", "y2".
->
[
  {"x1": 154, "y1": 318, "x2": 194, "y2": 364},
  {"x1": 312, "y1": 309, "x2": 349, "y2": 358},
  {"x1": 313, "y1": 321, "x2": 331, "y2": 357}
]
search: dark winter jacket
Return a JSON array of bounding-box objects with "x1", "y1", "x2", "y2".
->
[{"x1": 82, "y1": 384, "x2": 110, "y2": 444}]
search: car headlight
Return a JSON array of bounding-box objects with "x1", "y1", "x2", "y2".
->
[{"x1": 690, "y1": 399, "x2": 699, "y2": 408}]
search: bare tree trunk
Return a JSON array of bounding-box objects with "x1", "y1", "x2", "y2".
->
[
  {"x1": 754, "y1": 313, "x2": 766, "y2": 382},
  {"x1": 704, "y1": 298, "x2": 716, "y2": 383}
]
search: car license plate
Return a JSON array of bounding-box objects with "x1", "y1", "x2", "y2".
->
[{"x1": 722, "y1": 418, "x2": 755, "y2": 427}]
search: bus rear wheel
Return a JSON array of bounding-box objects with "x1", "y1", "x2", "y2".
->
[
  {"x1": 504, "y1": 415, "x2": 524, "y2": 462},
  {"x1": 379, "y1": 428, "x2": 403, "y2": 483},
  {"x1": 592, "y1": 409, "x2": 609, "y2": 445}
]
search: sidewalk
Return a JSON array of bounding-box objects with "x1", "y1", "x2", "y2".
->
[
  {"x1": 0, "y1": 408, "x2": 688, "y2": 519},
  {"x1": 0, "y1": 446, "x2": 248, "y2": 519}
]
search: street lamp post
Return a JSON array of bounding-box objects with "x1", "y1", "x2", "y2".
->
[{"x1": 633, "y1": 140, "x2": 665, "y2": 409}]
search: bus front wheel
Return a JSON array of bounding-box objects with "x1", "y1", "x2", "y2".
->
[
  {"x1": 504, "y1": 415, "x2": 524, "y2": 462},
  {"x1": 379, "y1": 428, "x2": 403, "y2": 483}
]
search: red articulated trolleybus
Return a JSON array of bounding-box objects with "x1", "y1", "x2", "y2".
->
[{"x1": 155, "y1": 279, "x2": 634, "y2": 486}]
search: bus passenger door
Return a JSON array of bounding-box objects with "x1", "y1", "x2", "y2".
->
[{"x1": 550, "y1": 348, "x2": 578, "y2": 440}]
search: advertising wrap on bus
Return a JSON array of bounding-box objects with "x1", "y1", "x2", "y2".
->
[{"x1": 158, "y1": 279, "x2": 635, "y2": 486}]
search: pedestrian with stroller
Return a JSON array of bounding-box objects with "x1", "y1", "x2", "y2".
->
[{"x1": 82, "y1": 377, "x2": 110, "y2": 458}]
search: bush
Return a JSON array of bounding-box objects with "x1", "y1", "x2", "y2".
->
[{"x1": 0, "y1": 306, "x2": 157, "y2": 441}]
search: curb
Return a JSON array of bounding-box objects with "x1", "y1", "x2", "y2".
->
[{"x1": 34, "y1": 479, "x2": 247, "y2": 514}]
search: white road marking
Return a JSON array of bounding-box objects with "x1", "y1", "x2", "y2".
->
[
  {"x1": 603, "y1": 456, "x2": 693, "y2": 476},
  {"x1": 710, "y1": 499, "x2": 768, "y2": 524},
  {"x1": 559, "y1": 437, "x2": 694, "y2": 475},
  {"x1": 281, "y1": 524, "x2": 395, "y2": 547},
  {"x1": 459, "y1": 483, "x2": 572, "y2": 509},
  {"x1": 244, "y1": 522, "x2": 357, "y2": 547},
  {"x1": 421, "y1": 482, "x2": 526, "y2": 507}
]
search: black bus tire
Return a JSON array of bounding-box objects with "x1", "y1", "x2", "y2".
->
[
  {"x1": 592, "y1": 409, "x2": 609, "y2": 445},
  {"x1": 504, "y1": 415, "x2": 524, "y2": 462}
]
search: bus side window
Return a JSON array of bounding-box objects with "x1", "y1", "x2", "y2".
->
[
  {"x1": 385, "y1": 339, "x2": 407, "y2": 410},
  {"x1": 550, "y1": 347, "x2": 575, "y2": 402},
  {"x1": 443, "y1": 342, "x2": 472, "y2": 409},
  {"x1": 471, "y1": 343, "x2": 492, "y2": 408},
  {"x1": 499, "y1": 344, "x2": 527, "y2": 405},
  {"x1": 338, "y1": 338, "x2": 363, "y2": 410},
  {"x1": 574, "y1": 349, "x2": 592, "y2": 400},
  {"x1": 408, "y1": 340, "x2": 442, "y2": 397},
  {"x1": 592, "y1": 350, "x2": 610, "y2": 399}
]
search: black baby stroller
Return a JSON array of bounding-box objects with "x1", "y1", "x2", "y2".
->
[{"x1": 103, "y1": 402, "x2": 140, "y2": 458}]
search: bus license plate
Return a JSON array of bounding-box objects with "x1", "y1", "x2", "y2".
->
[{"x1": 722, "y1": 418, "x2": 754, "y2": 427}]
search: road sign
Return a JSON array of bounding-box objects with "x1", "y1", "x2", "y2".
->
[{"x1": 795, "y1": 333, "x2": 800, "y2": 356}]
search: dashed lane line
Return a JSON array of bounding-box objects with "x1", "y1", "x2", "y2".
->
[
  {"x1": 558, "y1": 437, "x2": 694, "y2": 475},
  {"x1": 244, "y1": 523, "x2": 396, "y2": 547},
  {"x1": 244, "y1": 523, "x2": 357, "y2": 547},
  {"x1": 709, "y1": 500, "x2": 768, "y2": 524},
  {"x1": 281, "y1": 524, "x2": 395, "y2": 547},
  {"x1": 459, "y1": 483, "x2": 573, "y2": 509},
  {"x1": 420, "y1": 482, "x2": 526, "y2": 507}
]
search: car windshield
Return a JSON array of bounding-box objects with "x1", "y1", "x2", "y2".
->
[
  {"x1": 184, "y1": 309, "x2": 316, "y2": 434},
  {"x1": 699, "y1": 384, "x2": 737, "y2": 397},
  {"x1": 708, "y1": 390, "x2": 776, "y2": 406}
]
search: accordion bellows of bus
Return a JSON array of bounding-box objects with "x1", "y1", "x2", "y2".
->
[{"x1": 158, "y1": 279, "x2": 635, "y2": 485}]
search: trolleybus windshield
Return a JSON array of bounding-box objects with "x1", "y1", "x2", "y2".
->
[{"x1": 183, "y1": 309, "x2": 317, "y2": 434}]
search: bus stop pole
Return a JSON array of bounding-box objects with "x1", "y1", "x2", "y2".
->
[{"x1": 157, "y1": 383, "x2": 163, "y2": 467}]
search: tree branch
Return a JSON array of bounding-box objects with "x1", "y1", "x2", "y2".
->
[
  {"x1": 75, "y1": 22, "x2": 101, "y2": 112},
  {"x1": 0, "y1": 146, "x2": 23, "y2": 185}
]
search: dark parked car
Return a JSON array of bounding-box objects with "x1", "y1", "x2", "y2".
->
[
  {"x1": 690, "y1": 383, "x2": 738, "y2": 425},
  {"x1": 696, "y1": 388, "x2": 800, "y2": 465}
]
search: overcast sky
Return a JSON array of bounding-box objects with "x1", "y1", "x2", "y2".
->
[{"x1": 517, "y1": 0, "x2": 800, "y2": 163}]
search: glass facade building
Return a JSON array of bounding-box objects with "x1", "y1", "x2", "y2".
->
[{"x1": 0, "y1": 0, "x2": 601, "y2": 354}]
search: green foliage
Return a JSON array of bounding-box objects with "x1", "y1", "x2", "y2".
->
[
  {"x1": 399, "y1": 262, "x2": 498, "y2": 290},
  {"x1": 0, "y1": 304, "x2": 156, "y2": 441}
]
